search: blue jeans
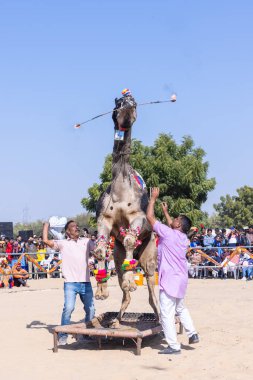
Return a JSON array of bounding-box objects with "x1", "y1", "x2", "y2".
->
[
  {"x1": 242, "y1": 266, "x2": 253, "y2": 278},
  {"x1": 60, "y1": 282, "x2": 95, "y2": 338}
]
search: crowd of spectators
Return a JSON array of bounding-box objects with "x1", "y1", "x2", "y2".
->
[
  {"x1": 1, "y1": 225, "x2": 253, "y2": 288},
  {"x1": 188, "y1": 226, "x2": 253, "y2": 280},
  {"x1": 0, "y1": 234, "x2": 62, "y2": 288},
  {"x1": 0, "y1": 229, "x2": 116, "y2": 289}
]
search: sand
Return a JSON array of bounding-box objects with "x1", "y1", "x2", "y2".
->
[{"x1": 0, "y1": 276, "x2": 253, "y2": 380}]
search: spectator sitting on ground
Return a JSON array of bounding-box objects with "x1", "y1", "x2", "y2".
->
[
  {"x1": 0, "y1": 259, "x2": 13, "y2": 288},
  {"x1": 203, "y1": 229, "x2": 214, "y2": 248},
  {"x1": 12, "y1": 263, "x2": 29, "y2": 287}
]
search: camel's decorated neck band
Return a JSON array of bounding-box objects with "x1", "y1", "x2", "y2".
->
[
  {"x1": 95, "y1": 235, "x2": 115, "y2": 258},
  {"x1": 119, "y1": 226, "x2": 142, "y2": 249}
]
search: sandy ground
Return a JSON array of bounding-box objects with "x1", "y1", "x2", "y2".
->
[{"x1": 0, "y1": 276, "x2": 253, "y2": 380}]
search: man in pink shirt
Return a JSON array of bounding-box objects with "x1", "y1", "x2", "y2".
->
[
  {"x1": 147, "y1": 188, "x2": 199, "y2": 355},
  {"x1": 43, "y1": 220, "x2": 95, "y2": 345}
]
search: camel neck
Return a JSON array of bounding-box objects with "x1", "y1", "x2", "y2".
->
[{"x1": 112, "y1": 128, "x2": 132, "y2": 168}]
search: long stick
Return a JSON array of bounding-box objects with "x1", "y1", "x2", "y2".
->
[{"x1": 74, "y1": 96, "x2": 177, "y2": 128}]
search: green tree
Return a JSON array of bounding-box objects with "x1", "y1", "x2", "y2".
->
[
  {"x1": 81, "y1": 134, "x2": 216, "y2": 226},
  {"x1": 214, "y1": 186, "x2": 253, "y2": 228},
  {"x1": 205, "y1": 213, "x2": 222, "y2": 229}
]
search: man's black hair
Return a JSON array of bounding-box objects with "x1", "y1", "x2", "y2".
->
[
  {"x1": 65, "y1": 220, "x2": 75, "y2": 231},
  {"x1": 207, "y1": 228, "x2": 212, "y2": 233},
  {"x1": 179, "y1": 215, "x2": 192, "y2": 234}
]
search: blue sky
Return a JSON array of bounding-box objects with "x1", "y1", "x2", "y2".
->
[{"x1": 1, "y1": 0, "x2": 253, "y2": 223}]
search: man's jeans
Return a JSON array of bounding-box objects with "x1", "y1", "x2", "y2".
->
[
  {"x1": 60, "y1": 282, "x2": 95, "y2": 338},
  {"x1": 242, "y1": 266, "x2": 253, "y2": 278}
]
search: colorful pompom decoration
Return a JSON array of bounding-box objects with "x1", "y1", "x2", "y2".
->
[
  {"x1": 121, "y1": 259, "x2": 138, "y2": 271},
  {"x1": 94, "y1": 269, "x2": 110, "y2": 283}
]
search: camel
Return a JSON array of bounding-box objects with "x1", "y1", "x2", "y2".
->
[{"x1": 94, "y1": 91, "x2": 159, "y2": 325}]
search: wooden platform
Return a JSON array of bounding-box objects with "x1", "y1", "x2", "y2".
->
[{"x1": 53, "y1": 312, "x2": 183, "y2": 355}]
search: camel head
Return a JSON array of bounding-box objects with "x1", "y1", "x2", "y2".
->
[{"x1": 112, "y1": 93, "x2": 137, "y2": 131}]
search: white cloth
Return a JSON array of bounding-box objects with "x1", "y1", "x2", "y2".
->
[
  {"x1": 49, "y1": 216, "x2": 67, "y2": 240},
  {"x1": 159, "y1": 290, "x2": 196, "y2": 350}
]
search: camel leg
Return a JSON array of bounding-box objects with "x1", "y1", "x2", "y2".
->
[
  {"x1": 101, "y1": 281, "x2": 109, "y2": 299},
  {"x1": 94, "y1": 218, "x2": 112, "y2": 300},
  {"x1": 146, "y1": 274, "x2": 159, "y2": 320},
  {"x1": 110, "y1": 241, "x2": 133, "y2": 327},
  {"x1": 122, "y1": 241, "x2": 137, "y2": 293},
  {"x1": 117, "y1": 271, "x2": 132, "y2": 320},
  {"x1": 95, "y1": 282, "x2": 102, "y2": 300},
  {"x1": 139, "y1": 233, "x2": 159, "y2": 319},
  {"x1": 123, "y1": 216, "x2": 150, "y2": 292}
]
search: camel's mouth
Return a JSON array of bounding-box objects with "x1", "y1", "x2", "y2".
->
[{"x1": 112, "y1": 95, "x2": 137, "y2": 130}]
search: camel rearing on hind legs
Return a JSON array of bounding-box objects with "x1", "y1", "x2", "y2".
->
[{"x1": 94, "y1": 91, "x2": 159, "y2": 325}]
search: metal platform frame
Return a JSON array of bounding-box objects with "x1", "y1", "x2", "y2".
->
[{"x1": 53, "y1": 312, "x2": 183, "y2": 356}]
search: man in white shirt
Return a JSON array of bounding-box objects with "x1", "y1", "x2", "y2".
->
[{"x1": 43, "y1": 220, "x2": 95, "y2": 345}]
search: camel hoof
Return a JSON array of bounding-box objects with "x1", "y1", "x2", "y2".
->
[
  {"x1": 95, "y1": 295, "x2": 101, "y2": 300},
  {"x1": 129, "y1": 285, "x2": 137, "y2": 292},
  {"x1": 110, "y1": 319, "x2": 120, "y2": 329}
]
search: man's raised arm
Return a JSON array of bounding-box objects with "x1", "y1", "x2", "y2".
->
[
  {"x1": 43, "y1": 222, "x2": 55, "y2": 249},
  {"x1": 146, "y1": 187, "x2": 160, "y2": 227},
  {"x1": 161, "y1": 202, "x2": 173, "y2": 227}
]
